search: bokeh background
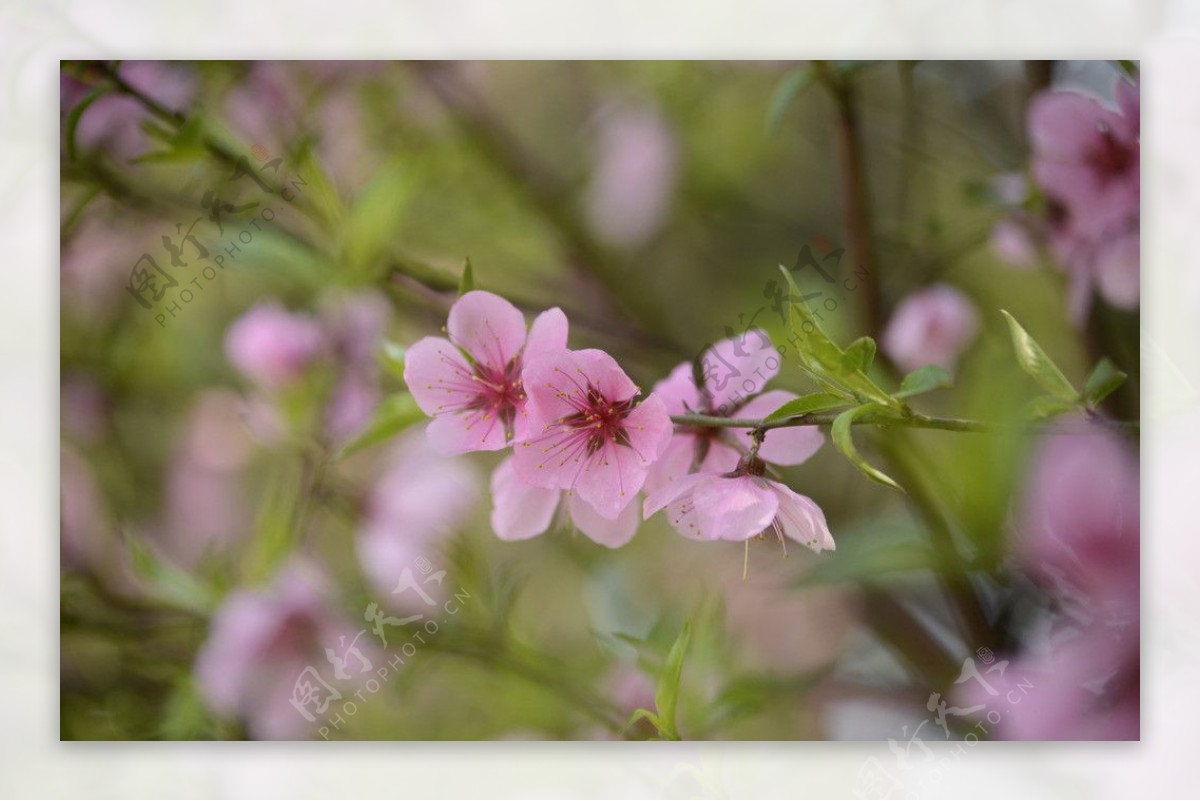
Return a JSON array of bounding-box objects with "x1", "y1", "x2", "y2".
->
[{"x1": 59, "y1": 59, "x2": 1139, "y2": 743}]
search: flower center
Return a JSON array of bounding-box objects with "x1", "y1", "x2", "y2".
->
[{"x1": 563, "y1": 387, "x2": 635, "y2": 455}]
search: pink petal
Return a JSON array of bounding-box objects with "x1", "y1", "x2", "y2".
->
[
  {"x1": 425, "y1": 408, "x2": 509, "y2": 455},
  {"x1": 447, "y1": 290, "x2": 527, "y2": 369},
  {"x1": 734, "y1": 390, "x2": 826, "y2": 466},
  {"x1": 769, "y1": 481, "x2": 835, "y2": 552},
  {"x1": 692, "y1": 475, "x2": 778, "y2": 541},
  {"x1": 568, "y1": 493, "x2": 639, "y2": 548},
  {"x1": 621, "y1": 393, "x2": 673, "y2": 466},
  {"x1": 882, "y1": 284, "x2": 980, "y2": 374},
  {"x1": 404, "y1": 336, "x2": 475, "y2": 416},
  {"x1": 1093, "y1": 229, "x2": 1140, "y2": 310},
  {"x1": 643, "y1": 471, "x2": 709, "y2": 519},
  {"x1": 490, "y1": 456, "x2": 560, "y2": 541},
  {"x1": 573, "y1": 436, "x2": 648, "y2": 519},
  {"x1": 702, "y1": 329, "x2": 782, "y2": 413},
  {"x1": 1028, "y1": 91, "x2": 1113, "y2": 162},
  {"x1": 698, "y1": 438, "x2": 742, "y2": 474},
  {"x1": 644, "y1": 433, "x2": 698, "y2": 494},
  {"x1": 523, "y1": 306, "x2": 569, "y2": 364},
  {"x1": 650, "y1": 362, "x2": 703, "y2": 416}
]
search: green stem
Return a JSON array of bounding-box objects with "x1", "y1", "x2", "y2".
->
[{"x1": 669, "y1": 411, "x2": 1137, "y2": 434}]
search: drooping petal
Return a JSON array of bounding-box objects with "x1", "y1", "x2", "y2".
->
[
  {"x1": 698, "y1": 438, "x2": 741, "y2": 474},
  {"x1": 692, "y1": 474, "x2": 779, "y2": 541},
  {"x1": 643, "y1": 471, "x2": 709, "y2": 519},
  {"x1": 490, "y1": 456, "x2": 560, "y2": 541},
  {"x1": 568, "y1": 492, "x2": 639, "y2": 548},
  {"x1": 426, "y1": 407, "x2": 509, "y2": 454},
  {"x1": 735, "y1": 390, "x2": 826, "y2": 466},
  {"x1": 523, "y1": 306, "x2": 569, "y2": 364},
  {"x1": 702, "y1": 329, "x2": 781, "y2": 412},
  {"x1": 644, "y1": 432, "x2": 698, "y2": 494},
  {"x1": 404, "y1": 336, "x2": 476, "y2": 416},
  {"x1": 769, "y1": 481, "x2": 835, "y2": 552},
  {"x1": 1092, "y1": 228, "x2": 1140, "y2": 310},
  {"x1": 447, "y1": 290, "x2": 527, "y2": 369}
]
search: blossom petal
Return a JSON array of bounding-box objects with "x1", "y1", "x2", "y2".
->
[
  {"x1": 735, "y1": 391, "x2": 826, "y2": 466},
  {"x1": 769, "y1": 482, "x2": 835, "y2": 552},
  {"x1": 568, "y1": 493, "x2": 639, "y2": 548},
  {"x1": 692, "y1": 475, "x2": 778, "y2": 541},
  {"x1": 425, "y1": 408, "x2": 509, "y2": 455},
  {"x1": 447, "y1": 290, "x2": 527, "y2": 369},
  {"x1": 698, "y1": 438, "x2": 741, "y2": 474},
  {"x1": 1093, "y1": 229, "x2": 1140, "y2": 310},
  {"x1": 702, "y1": 329, "x2": 781, "y2": 412},
  {"x1": 404, "y1": 336, "x2": 476, "y2": 416},
  {"x1": 523, "y1": 307, "x2": 569, "y2": 364},
  {"x1": 644, "y1": 433, "x2": 698, "y2": 494},
  {"x1": 573, "y1": 436, "x2": 648, "y2": 519},
  {"x1": 643, "y1": 471, "x2": 708, "y2": 518},
  {"x1": 621, "y1": 393, "x2": 673, "y2": 466},
  {"x1": 650, "y1": 362, "x2": 703, "y2": 417},
  {"x1": 523, "y1": 348, "x2": 638, "y2": 425},
  {"x1": 490, "y1": 456, "x2": 560, "y2": 541}
]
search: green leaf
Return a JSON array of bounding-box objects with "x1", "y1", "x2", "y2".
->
[
  {"x1": 765, "y1": 392, "x2": 848, "y2": 422},
  {"x1": 779, "y1": 266, "x2": 900, "y2": 409},
  {"x1": 624, "y1": 708, "x2": 665, "y2": 739},
  {"x1": 1024, "y1": 394, "x2": 1079, "y2": 422},
  {"x1": 1083, "y1": 357, "x2": 1127, "y2": 407},
  {"x1": 841, "y1": 336, "x2": 876, "y2": 374},
  {"x1": 341, "y1": 158, "x2": 415, "y2": 277},
  {"x1": 1000, "y1": 310, "x2": 1079, "y2": 402},
  {"x1": 766, "y1": 67, "x2": 814, "y2": 133},
  {"x1": 334, "y1": 393, "x2": 425, "y2": 460},
  {"x1": 458, "y1": 257, "x2": 475, "y2": 295},
  {"x1": 654, "y1": 622, "x2": 692, "y2": 741},
  {"x1": 896, "y1": 365, "x2": 952, "y2": 399},
  {"x1": 381, "y1": 340, "x2": 407, "y2": 380},
  {"x1": 831, "y1": 404, "x2": 904, "y2": 492}
]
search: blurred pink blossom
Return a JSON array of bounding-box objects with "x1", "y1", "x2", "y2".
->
[
  {"x1": 489, "y1": 455, "x2": 639, "y2": 548},
  {"x1": 514, "y1": 348, "x2": 672, "y2": 520},
  {"x1": 195, "y1": 563, "x2": 372, "y2": 740},
  {"x1": 583, "y1": 103, "x2": 678, "y2": 248},
  {"x1": 224, "y1": 302, "x2": 326, "y2": 390},
  {"x1": 320, "y1": 290, "x2": 392, "y2": 444},
  {"x1": 882, "y1": 284, "x2": 980, "y2": 374},
  {"x1": 990, "y1": 216, "x2": 1039, "y2": 270},
  {"x1": 357, "y1": 427, "x2": 481, "y2": 602},
  {"x1": 647, "y1": 331, "x2": 824, "y2": 493},
  {"x1": 643, "y1": 456, "x2": 834, "y2": 551},
  {"x1": 405, "y1": 291, "x2": 568, "y2": 454}
]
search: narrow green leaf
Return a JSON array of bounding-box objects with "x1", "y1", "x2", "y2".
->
[
  {"x1": 766, "y1": 67, "x2": 814, "y2": 133},
  {"x1": 1024, "y1": 394, "x2": 1079, "y2": 422},
  {"x1": 458, "y1": 257, "x2": 475, "y2": 296},
  {"x1": 831, "y1": 404, "x2": 904, "y2": 492},
  {"x1": 334, "y1": 393, "x2": 424, "y2": 460},
  {"x1": 341, "y1": 158, "x2": 414, "y2": 277},
  {"x1": 765, "y1": 392, "x2": 848, "y2": 422},
  {"x1": 654, "y1": 622, "x2": 692, "y2": 741},
  {"x1": 841, "y1": 336, "x2": 876, "y2": 374},
  {"x1": 1083, "y1": 357, "x2": 1127, "y2": 407},
  {"x1": 624, "y1": 708, "x2": 665, "y2": 739},
  {"x1": 896, "y1": 365, "x2": 952, "y2": 399},
  {"x1": 1000, "y1": 310, "x2": 1079, "y2": 402}
]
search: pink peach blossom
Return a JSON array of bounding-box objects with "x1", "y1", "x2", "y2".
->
[
  {"x1": 357, "y1": 427, "x2": 481, "y2": 602},
  {"x1": 643, "y1": 456, "x2": 834, "y2": 552},
  {"x1": 513, "y1": 348, "x2": 672, "y2": 520},
  {"x1": 882, "y1": 284, "x2": 980, "y2": 374},
  {"x1": 404, "y1": 291, "x2": 567, "y2": 455},
  {"x1": 224, "y1": 302, "x2": 325, "y2": 390},
  {"x1": 646, "y1": 331, "x2": 824, "y2": 493},
  {"x1": 195, "y1": 564, "x2": 372, "y2": 740},
  {"x1": 490, "y1": 456, "x2": 639, "y2": 548}
]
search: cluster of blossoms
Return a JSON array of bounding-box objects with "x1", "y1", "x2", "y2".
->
[
  {"x1": 403, "y1": 291, "x2": 835, "y2": 552},
  {"x1": 991, "y1": 75, "x2": 1140, "y2": 322}
]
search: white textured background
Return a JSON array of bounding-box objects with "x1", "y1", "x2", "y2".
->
[{"x1": 2, "y1": 0, "x2": 1195, "y2": 796}]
